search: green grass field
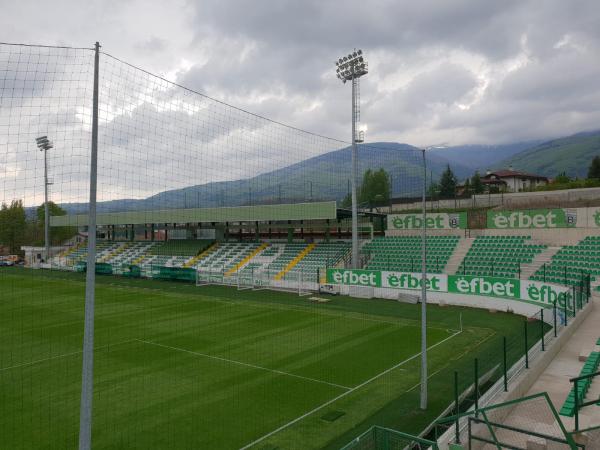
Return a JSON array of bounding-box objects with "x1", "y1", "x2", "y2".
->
[{"x1": 0, "y1": 268, "x2": 545, "y2": 449}]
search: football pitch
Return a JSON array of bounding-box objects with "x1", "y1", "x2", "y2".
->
[{"x1": 0, "y1": 268, "x2": 541, "y2": 449}]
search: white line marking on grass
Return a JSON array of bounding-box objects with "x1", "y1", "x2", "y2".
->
[
  {"x1": 238, "y1": 329, "x2": 462, "y2": 450},
  {"x1": 0, "y1": 339, "x2": 137, "y2": 372},
  {"x1": 136, "y1": 339, "x2": 352, "y2": 391}
]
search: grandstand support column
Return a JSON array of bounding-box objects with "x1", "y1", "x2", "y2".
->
[
  {"x1": 79, "y1": 41, "x2": 100, "y2": 450},
  {"x1": 420, "y1": 147, "x2": 428, "y2": 410}
]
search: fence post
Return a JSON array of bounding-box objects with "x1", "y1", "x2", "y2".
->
[
  {"x1": 518, "y1": 262, "x2": 521, "y2": 279},
  {"x1": 540, "y1": 309, "x2": 545, "y2": 351},
  {"x1": 503, "y1": 337, "x2": 508, "y2": 392},
  {"x1": 524, "y1": 321, "x2": 529, "y2": 369},
  {"x1": 543, "y1": 263, "x2": 546, "y2": 282},
  {"x1": 474, "y1": 358, "x2": 479, "y2": 411},
  {"x1": 574, "y1": 378, "x2": 580, "y2": 431},
  {"x1": 564, "y1": 300, "x2": 568, "y2": 327},
  {"x1": 572, "y1": 285, "x2": 577, "y2": 316},
  {"x1": 454, "y1": 370, "x2": 460, "y2": 443},
  {"x1": 553, "y1": 302, "x2": 557, "y2": 337}
]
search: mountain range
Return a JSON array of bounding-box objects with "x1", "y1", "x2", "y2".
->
[{"x1": 59, "y1": 129, "x2": 600, "y2": 214}]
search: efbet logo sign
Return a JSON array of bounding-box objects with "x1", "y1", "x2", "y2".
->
[
  {"x1": 521, "y1": 280, "x2": 575, "y2": 311},
  {"x1": 388, "y1": 213, "x2": 466, "y2": 230},
  {"x1": 327, "y1": 269, "x2": 576, "y2": 311},
  {"x1": 383, "y1": 271, "x2": 447, "y2": 291},
  {"x1": 448, "y1": 275, "x2": 519, "y2": 299},
  {"x1": 487, "y1": 209, "x2": 575, "y2": 229},
  {"x1": 326, "y1": 269, "x2": 381, "y2": 287}
]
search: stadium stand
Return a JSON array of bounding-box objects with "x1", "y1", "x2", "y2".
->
[
  {"x1": 194, "y1": 242, "x2": 264, "y2": 274},
  {"x1": 265, "y1": 243, "x2": 309, "y2": 276},
  {"x1": 559, "y1": 351, "x2": 600, "y2": 417},
  {"x1": 58, "y1": 241, "x2": 120, "y2": 266},
  {"x1": 363, "y1": 235, "x2": 460, "y2": 273},
  {"x1": 530, "y1": 236, "x2": 600, "y2": 287},
  {"x1": 457, "y1": 235, "x2": 546, "y2": 278},
  {"x1": 286, "y1": 241, "x2": 351, "y2": 280}
]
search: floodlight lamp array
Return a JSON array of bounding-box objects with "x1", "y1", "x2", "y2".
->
[
  {"x1": 335, "y1": 49, "x2": 368, "y2": 83},
  {"x1": 36, "y1": 136, "x2": 53, "y2": 151}
]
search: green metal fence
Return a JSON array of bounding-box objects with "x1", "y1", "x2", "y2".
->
[{"x1": 339, "y1": 426, "x2": 440, "y2": 450}]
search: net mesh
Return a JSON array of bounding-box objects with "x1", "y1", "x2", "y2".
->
[
  {"x1": 0, "y1": 42, "x2": 429, "y2": 450},
  {"x1": 0, "y1": 41, "x2": 593, "y2": 450}
]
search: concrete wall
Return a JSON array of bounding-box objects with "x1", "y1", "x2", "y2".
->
[
  {"x1": 390, "y1": 187, "x2": 600, "y2": 211},
  {"x1": 335, "y1": 285, "x2": 550, "y2": 318}
]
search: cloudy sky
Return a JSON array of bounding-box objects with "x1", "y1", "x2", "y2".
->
[{"x1": 3, "y1": 0, "x2": 600, "y2": 147}]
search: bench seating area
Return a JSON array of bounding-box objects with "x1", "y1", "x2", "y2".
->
[
  {"x1": 287, "y1": 242, "x2": 351, "y2": 279},
  {"x1": 195, "y1": 242, "x2": 263, "y2": 273},
  {"x1": 149, "y1": 240, "x2": 213, "y2": 257},
  {"x1": 363, "y1": 236, "x2": 460, "y2": 273},
  {"x1": 530, "y1": 236, "x2": 600, "y2": 286},
  {"x1": 61, "y1": 241, "x2": 120, "y2": 265},
  {"x1": 559, "y1": 351, "x2": 600, "y2": 417},
  {"x1": 458, "y1": 236, "x2": 546, "y2": 278},
  {"x1": 265, "y1": 243, "x2": 308, "y2": 275}
]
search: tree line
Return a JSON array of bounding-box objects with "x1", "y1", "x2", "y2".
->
[
  {"x1": 340, "y1": 155, "x2": 600, "y2": 208},
  {"x1": 0, "y1": 201, "x2": 75, "y2": 255}
]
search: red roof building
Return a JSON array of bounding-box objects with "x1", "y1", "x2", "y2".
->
[{"x1": 482, "y1": 168, "x2": 549, "y2": 192}]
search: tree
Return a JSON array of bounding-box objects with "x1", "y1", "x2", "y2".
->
[
  {"x1": 463, "y1": 178, "x2": 471, "y2": 197},
  {"x1": 588, "y1": 156, "x2": 600, "y2": 179},
  {"x1": 0, "y1": 200, "x2": 26, "y2": 254},
  {"x1": 340, "y1": 193, "x2": 352, "y2": 208},
  {"x1": 439, "y1": 165, "x2": 457, "y2": 198},
  {"x1": 554, "y1": 172, "x2": 571, "y2": 184},
  {"x1": 427, "y1": 181, "x2": 440, "y2": 197},
  {"x1": 471, "y1": 171, "x2": 484, "y2": 194},
  {"x1": 358, "y1": 168, "x2": 391, "y2": 208},
  {"x1": 34, "y1": 201, "x2": 75, "y2": 246}
]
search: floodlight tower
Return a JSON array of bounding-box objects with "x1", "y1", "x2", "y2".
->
[
  {"x1": 336, "y1": 49, "x2": 368, "y2": 268},
  {"x1": 36, "y1": 136, "x2": 53, "y2": 265}
]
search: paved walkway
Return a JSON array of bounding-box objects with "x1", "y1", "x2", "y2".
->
[{"x1": 496, "y1": 297, "x2": 600, "y2": 448}]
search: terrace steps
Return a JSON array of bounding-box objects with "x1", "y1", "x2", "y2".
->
[
  {"x1": 274, "y1": 243, "x2": 315, "y2": 280},
  {"x1": 184, "y1": 242, "x2": 218, "y2": 268},
  {"x1": 100, "y1": 242, "x2": 129, "y2": 263},
  {"x1": 521, "y1": 246, "x2": 561, "y2": 279},
  {"x1": 446, "y1": 238, "x2": 474, "y2": 274},
  {"x1": 225, "y1": 243, "x2": 268, "y2": 276}
]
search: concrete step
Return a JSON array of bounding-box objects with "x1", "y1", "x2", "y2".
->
[
  {"x1": 520, "y1": 246, "x2": 561, "y2": 279},
  {"x1": 446, "y1": 238, "x2": 475, "y2": 274}
]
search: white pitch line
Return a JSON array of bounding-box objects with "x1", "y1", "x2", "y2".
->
[
  {"x1": 136, "y1": 339, "x2": 352, "y2": 391},
  {"x1": 239, "y1": 329, "x2": 462, "y2": 450},
  {"x1": 0, "y1": 339, "x2": 137, "y2": 372}
]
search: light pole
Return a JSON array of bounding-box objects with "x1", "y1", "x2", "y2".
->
[
  {"x1": 336, "y1": 49, "x2": 368, "y2": 269},
  {"x1": 420, "y1": 147, "x2": 428, "y2": 410},
  {"x1": 36, "y1": 136, "x2": 53, "y2": 265},
  {"x1": 419, "y1": 144, "x2": 447, "y2": 410}
]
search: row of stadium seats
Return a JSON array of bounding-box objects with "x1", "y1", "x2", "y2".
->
[
  {"x1": 55, "y1": 235, "x2": 597, "y2": 289},
  {"x1": 286, "y1": 242, "x2": 351, "y2": 279},
  {"x1": 457, "y1": 236, "x2": 546, "y2": 278},
  {"x1": 559, "y1": 351, "x2": 600, "y2": 417},
  {"x1": 195, "y1": 242, "x2": 263, "y2": 273},
  {"x1": 363, "y1": 236, "x2": 460, "y2": 273},
  {"x1": 530, "y1": 236, "x2": 600, "y2": 286},
  {"x1": 58, "y1": 241, "x2": 121, "y2": 266},
  {"x1": 148, "y1": 239, "x2": 213, "y2": 257}
]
